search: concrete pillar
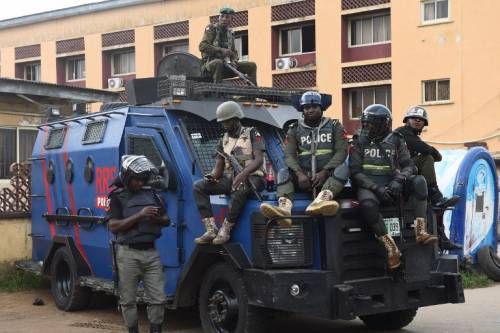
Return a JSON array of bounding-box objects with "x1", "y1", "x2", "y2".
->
[
  {"x1": 248, "y1": 6, "x2": 272, "y2": 87},
  {"x1": 189, "y1": 16, "x2": 209, "y2": 57},
  {"x1": 41, "y1": 41, "x2": 57, "y2": 83},
  {"x1": 0, "y1": 47, "x2": 15, "y2": 78},
  {"x1": 135, "y1": 25, "x2": 155, "y2": 78},
  {"x1": 84, "y1": 33, "x2": 103, "y2": 89}
]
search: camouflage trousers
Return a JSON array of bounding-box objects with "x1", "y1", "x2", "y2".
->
[
  {"x1": 202, "y1": 59, "x2": 257, "y2": 84},
  {"x1": 116, "y1": 244, "x2": 166, "y2": 328}
]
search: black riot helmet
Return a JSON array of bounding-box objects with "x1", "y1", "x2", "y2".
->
[
  {"x1": 403, "y1": 106, "x2": 429, "y2": 126},
  {"x1": 119, "y1": 155, "x2": 157, "y2": 188},
  {"x1": 299, "y1": 91, "x2": 322, "y2": 111},
  {"x1": 360, "y1": 104, "x2": 392, "y2": 141}
]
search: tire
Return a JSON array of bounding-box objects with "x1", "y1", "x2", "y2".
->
[
  {"x1": 199, "y1": 262, "x2": 269, "y2": 333},
  {"x1": 477, "y1": 246, "x2": 500, "y2": 281},
  {"x1": 50, "y1": 246, "x2": 91, "y2": 311},
  {"x1": 360, "y1": 308, "x2": 417, "y2": 330}
]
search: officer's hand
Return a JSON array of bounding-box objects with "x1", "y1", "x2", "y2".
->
[
  {"x1": 297, "y1": 171, "x2": 312, "y2": 191},
  {"x1": 204, "y1": 174, "x2": 219, "y2": 183},
  {"x1": 221, "y1": 48, "x2": 232, "y2": 57},
  {"x1": 139, "y1": 206, "x2": 160, "y2": 218},
  {"x1": 371, "y1": 185, "x2": 394, "y2": 204},
  {"x1": 311, "y1": 170, "x2": 329, "y2": 189},
  {"x1": 232, "y1": 171, "x2": 248, "y2": 191}
]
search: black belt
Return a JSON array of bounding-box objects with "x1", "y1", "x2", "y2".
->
[{"x1": 127, "y1": 242, "x2": 155, "y2": 250}]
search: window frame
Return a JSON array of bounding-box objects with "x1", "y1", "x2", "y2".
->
[
  {"x1": 348, "y1": 13, "x2": 391, "y2": 48},
  {"x1": 110, "y1": 50, "x2": 136, "y2": 76},
  {"x1": 348, "y1": 85, "x2": 392, "y2": 120},
  {"x1": 278, "y1": 23, "x2": 316, "y2": 56},
  {"x1": 0, "y1": 126, "x2": 38, "y2": 179},
  {"x1": 421, "y1": 0, "x2": 450, "y2": 24},
  {"x1": 161, "y1": 40, "x2": 189, "y2": 56},
  {"x1": 422, "y1": 79, "x2": 451, "y2": 104},
  {"x1": 66, "y1": 57, "x2": 86, "y2": 82},
  {"x1": 24, "y1": 62, "x2": 41, "y2": 81},
  {"x1": 234, "y1": 33, "x2": 249, "y2": 61}
]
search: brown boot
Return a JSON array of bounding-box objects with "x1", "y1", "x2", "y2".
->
[
  {"x1": 260, "y1": 197, "x2": 293, "y2": 226},
  {"x1": 212, "y1": 219, "x2": 235, "y2": 245},
  {"x1": 415, "y1": 217, "x2": 438, "y2": 244},
  {"x1": 305, "y1": 190, "x2": 339, "y2": 216},
  {"x1": 378, "y1": 234, "x2": 402, "y2": 269},
  {"x1": 194, "y1": 217, "x2": 218, "y2": 244}
]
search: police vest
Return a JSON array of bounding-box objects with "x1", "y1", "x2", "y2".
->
[
  {"x1": 222, "y1": 127, "x2": 264, "y2": 177},
  {"x1": 360, "y1": 133, "x2": 399, "y2": 185},
  {"x1": 296, "y1": 118, "x2": 336, "y2": 172},
  {"x1": 116, "y1": 189, "x2": 163, "y2": 244}
]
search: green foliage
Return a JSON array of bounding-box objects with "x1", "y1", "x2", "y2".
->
[
  {"x1": 460, "y1": 269, "x2": 493, "y2": 289},
  {"x1": 0, "y1": 264, "x2": 49, "y2": 292}
]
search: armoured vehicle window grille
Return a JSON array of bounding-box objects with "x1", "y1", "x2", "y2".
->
[
  {"x1": 82, "y1": 120, "x2": 107, "y2": 144},
  {"x1": 45, "y1": 127, "x2": 66, "y2": 149},
  {"x1": 181, "y1": 117, "x2": 224, "y2": 175},
  {"x1": 128, "y1": 136, "x2": 163, "y2": 167}
]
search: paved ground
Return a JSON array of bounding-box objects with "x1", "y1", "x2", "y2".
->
[{"x1": 1, "y1": 282, "x2": 499, "y2": 333}]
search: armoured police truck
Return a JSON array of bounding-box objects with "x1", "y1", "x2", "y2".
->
[{"x1": 18, "y1": 53, "x2": 464, "y2": 332}]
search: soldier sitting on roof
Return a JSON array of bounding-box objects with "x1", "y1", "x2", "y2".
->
[{"x1": 199, "y1": 7, "x2": 257, "y2": 85}]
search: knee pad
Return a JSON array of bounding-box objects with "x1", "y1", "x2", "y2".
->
[
  {"x1": 359, "y1": 199, "x2": 380, "y2": 225},
  {"x1": 276, "y1": 168, "x2": 291, "y2": 185},
  {"x1": 410, "y1": 175, "x2": 428, "y2": 200}
]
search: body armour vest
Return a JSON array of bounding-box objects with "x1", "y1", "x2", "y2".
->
[
  {"x1": 360, "y1": 133, "x2": 400, "y2": 186},
  {"x1": 116, "y1": 189, "x2": 162, "y2": 244},
  {"x1": 296, "y1": 117, "x2": 336, "y2": 172},
  {"x1": 222, "y1": 127, "x2": 264, "y2": 177}
]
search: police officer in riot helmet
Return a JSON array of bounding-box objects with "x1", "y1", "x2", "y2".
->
[
  {"x1": 350, "y1": 104, "x2": 437, "y2": 270},
  {"x1": 108, "y1": 155, "x2": 169, "y2": 333},
  {"x1": 260, "y1": 91, "x2": 348, "y2": 224},
  {"x1": 395, "y1": 106, "x2": 461, "y2": 250},
  {"x1": 193, "y1": 101, "x2": 265, "y2": 244}
]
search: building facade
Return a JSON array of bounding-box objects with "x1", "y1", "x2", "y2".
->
[{"x1": 0, "y1": 0, "x2": 499, "y2": 156}]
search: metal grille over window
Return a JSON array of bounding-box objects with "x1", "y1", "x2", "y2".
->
[
  {"x1": 45, "y1": 128, "x2": 66, "y2": 149},
  {"x1": 342, "y1": 0, "x2": 390, "y2": 11},
  {"x1": 82, "y1": 120, "x2": 107, "y2": 145},
  {"x1": 272, "y1": 70, "x2": 316, "y2": 89},
  {"x1": 102, "y1": 30, "x2": 135, "y2": 48},
  {"x1": 181, "y1": 117, "x2": 224, "y2": 175},
  {"x1": 342, "y1": 62, "x2": 391, "y2": 84},
  {"x1": 272, "y1": 0, "x2": 315, "y2": 21},
  {"x1": 128, "y1": 137, "x2": 163, "y2": 167},
  {"x1": 15, "y1": 44, "x2": 41, "y2": 60},
  {"x1": 209, "y1": 11, "x2": 248, "y2": 27},
  {"x1": 56, "y1": 38, "x2": 85, "y2": 54},
  {"x1": 154, "y1": 21, "x2": 189, "y2": 40}
]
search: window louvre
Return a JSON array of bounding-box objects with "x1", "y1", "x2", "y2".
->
[
  {"x1": 45, "y1": 127, "x2": 66, "y2": 150},
  {"x1": 82, "y1": 120, "x2": 107, "y2": 145}
]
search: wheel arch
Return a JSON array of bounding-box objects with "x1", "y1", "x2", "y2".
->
[{"x1": 42, "y1": 236, "x2": 91, "y2": 277}]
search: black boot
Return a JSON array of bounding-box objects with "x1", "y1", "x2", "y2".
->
[
  {"x1": 150, "y1": 323, "x2": 162, "y2": 333},
  {"x1": 429, "y1": 185, "x2": 460, "y2": 209},
  {"x1": 438, "y1": 224, "x2": 462, "y2": 251},
  {"x1": 128, "y1": 326, "x2": 139, "y2": 333}
]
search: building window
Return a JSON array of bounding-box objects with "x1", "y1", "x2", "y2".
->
[
  {"x1": 0, "y1": 127, "x2": 38, "y2": 179},
  {"x1": 234, "y1": 34, "x2": 249, "y2": 61},
  {"x1": 349, "y1": 14, "x2": 391, "y2": 47},
  {"x1": 280, "y1": 24, "x2": 315, "y2": 56},
  {"x1": 422, "y1": 0, "x2": 449, "y2": 23},
  {"x1": 162, "y1": 41, "x2": 189, "y2": 56},
  {"x1": 111, "y1": 50, "x2": 135, "y2": 76},
  {"x1": 349, "y1": 85, "x2": 392, "y2": 119},
  {"x1": 66, "y1": 57, "x2": 85, "y2": 81},
  {"x1": 24, "y1": 63, "x2": 41, "y2": 81},
  {"x1": 423, "y1": 79, "x2": 450, "y2": 103}
]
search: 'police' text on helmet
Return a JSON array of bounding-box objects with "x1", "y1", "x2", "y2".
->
[
  {"x1": 216, "y1": 101, "x2": 244, "y2": 122},
  {"x1": 299, "y1": 91, "x2": 322, "y2": 111}
]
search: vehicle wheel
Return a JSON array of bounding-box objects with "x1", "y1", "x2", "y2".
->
[
  {"x1": 477, "y1": 246, "x2": 500, "y2": 281},
  {"x1": 199, "y1": 262, "x2": 269, "y2": 333},
  {"x1": 360, "y1": 308, "x2": 417, "y2": 330},
  {"x1": 50, "y1": 246, "x2": 91, "y2": 311}
]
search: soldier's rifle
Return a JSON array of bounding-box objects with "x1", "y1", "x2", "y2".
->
[
  {"x1": 224, "y1": 58, "x2": 256, "y2": 87},
  {"x1": 215, "y1": 150, "x2": 263, "y2": 202}
]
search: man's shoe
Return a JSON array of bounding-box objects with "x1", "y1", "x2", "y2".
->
[
  {"x1": 212, "y1": 219, "x2": 235, "y2": 245},
  {"x1": 194, "y1": 217, "x2": 218, "y2": 244},
  {"x1": 305, "y1": 190, "x2": 339, "y2": 216},
  {"x1": 434, "y1": 195, "x2": 460, "y2": 209},
  {"x1": 378, "y1": 234, "x2": 401, "y2": 269},
  {"x1": 150, "y1": 323, "x2": 162, "y2": 333},
  {"x1": 260, "y1": 197, "x2": 293, "y2": 226},
  {"x1": 415, "y1": 218, "x2": 438, "y2": 244},
  {"x1": 438, "y1": 227, "x2": 462, "y2": 250}
]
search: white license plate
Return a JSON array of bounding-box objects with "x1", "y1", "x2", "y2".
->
[{"x1": 384, "y1": 218, "x2": 401, "y2": 237}]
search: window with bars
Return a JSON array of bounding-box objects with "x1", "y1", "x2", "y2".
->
[
  {"x1": 280, "y1": 24, "x2": 315, "y2": 56},
  {"x1": 111, "y1": 50, "x2": 135, "y2": 75},
  {"x1": 422, "y1": 0, "x2": 449, "y2": 23},
  {"x1": 24, "y1": 62, "x2": 41, "y2": 81},
  {"x1": 234, "y1": 33, "x2": 249, "y2": 61},
  {"x1": 82, "y1": 120, "x2": 107, "y2": 144},
  {"x1": 349, "y1": 85, "x2": 392, "y2": 119},
  {"x1": 45, "y1": 127, "x2": 66, "y2": 150},
  {"x1": 349, "y1": 14, "x2": 391, "y2": 47},
  {"x1": 66, "y1": 57, "x2": 85, "y2": 81},
  {"x1": 0, "y1": 127, "x2": 38, "y2": 179},
  {"x1": 127, "y1": 136, "x2": 163, "y2": 167},
  {"x1": 422, "y1": 79, "x2": 450, "y2": 103},
  {"x1": 162, "y1": 41, "x2": 189, "y2": 56}
]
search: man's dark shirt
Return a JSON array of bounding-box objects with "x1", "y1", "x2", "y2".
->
[{"x1": 394, "y1": 125, "x2": 442, "y2": 161}]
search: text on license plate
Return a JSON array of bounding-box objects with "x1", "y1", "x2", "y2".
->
[{"x1": 384, "y1": 218, "x2": 401, "y2": 237}]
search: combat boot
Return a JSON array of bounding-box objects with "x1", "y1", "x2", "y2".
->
[
  {"x1": 128, "y1": 325, "x2": 139, "y2": 333},
  {"x1": 150, "y1": 323, "x2": 162, "y2": 333},
  {"x1": 260, "y1": 197, "x2": 293, "y2": 226},
  {"x1": 194, "y1": 217, "x2": 218, "y2": 244},
  {"x1": 305, "y1": 190, "x2": 339, "y2": 216},
  {"x1": 438, "y1": 224, "x2": 462, "y2": 251},
  {"x1": 378, "y1": 234, "x2": 401, "y2": 269},
  {"x1": 415, "y1": 218, "x2": 438, "y2": 244},
  {"x1": 213, "y1": 219, "x2": 235, "y2": 245},
  {"x1": 429, "y1": 185, "x2": 460, "y2": 208}
]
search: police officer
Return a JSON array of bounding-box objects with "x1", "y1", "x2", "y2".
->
[
  {"x1": 193, "y1": 101, "x2": 265, "y2": 244},
  {"x1": 395, "y1": 106, "x2": 461, "y2": 250},
  {"x1": 108, "y1": 155, "x2": 170, "y2": 333},
  {"x1": 199, "y1": 7, "x2": 257, "y2": 84},
  {"x1": 260, "y1": 91, "x2": 348, "y2": 224},
  {"x1": 350, "y1": 105, "x2": 437, "y2": 270}
]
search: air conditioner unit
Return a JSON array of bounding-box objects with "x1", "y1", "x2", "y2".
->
[
  {"x1": 108, "y1": 77, "x2": 124, "y2": 89},
  {"x1": 275, "y1": 57, "x2": 298, "y2": 70}
]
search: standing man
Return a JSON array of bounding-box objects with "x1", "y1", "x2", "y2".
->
[
  {"x1": 395, "y1": 106, "x2": 461, "y2": 250},
  {"x1": 199, "y1": 7, "x2": 257, "y2": 85},
  {"x1": 193, "y1": 101, "x2": 265, "y2": 245},
  {"x1": 350, "y1": 105, "x2": 437, "y2": 270},
  {"x1": 260, "y1": 91, "x2": 348, "y2": 224},
  {"x1": 108, "y1": 155, "x2": 170, "y2": 333}
]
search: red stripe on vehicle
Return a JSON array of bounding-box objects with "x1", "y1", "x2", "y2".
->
[{"x1": 40, "y1": 158, "x2": 56, "y2": 238}]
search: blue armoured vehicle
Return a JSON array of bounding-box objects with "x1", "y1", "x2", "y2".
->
[{"x1": 20, "y1": 68, "x2": 464, "y2": 332}]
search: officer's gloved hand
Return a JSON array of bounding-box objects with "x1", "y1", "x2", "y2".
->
[
  {"x1": 388, "y1": 179, "x2": 403, "y2": 198},
  {"x1": 371, "y1": 184, "x2": 394, "y2": 204}
]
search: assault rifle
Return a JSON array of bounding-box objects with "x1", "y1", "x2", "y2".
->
[
  {"x1": 215, "y1": 150, "x2": 263, "y2": 201},
  {"x1": 224, "y1": 58, "x2": 256, "y2": 87}
]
